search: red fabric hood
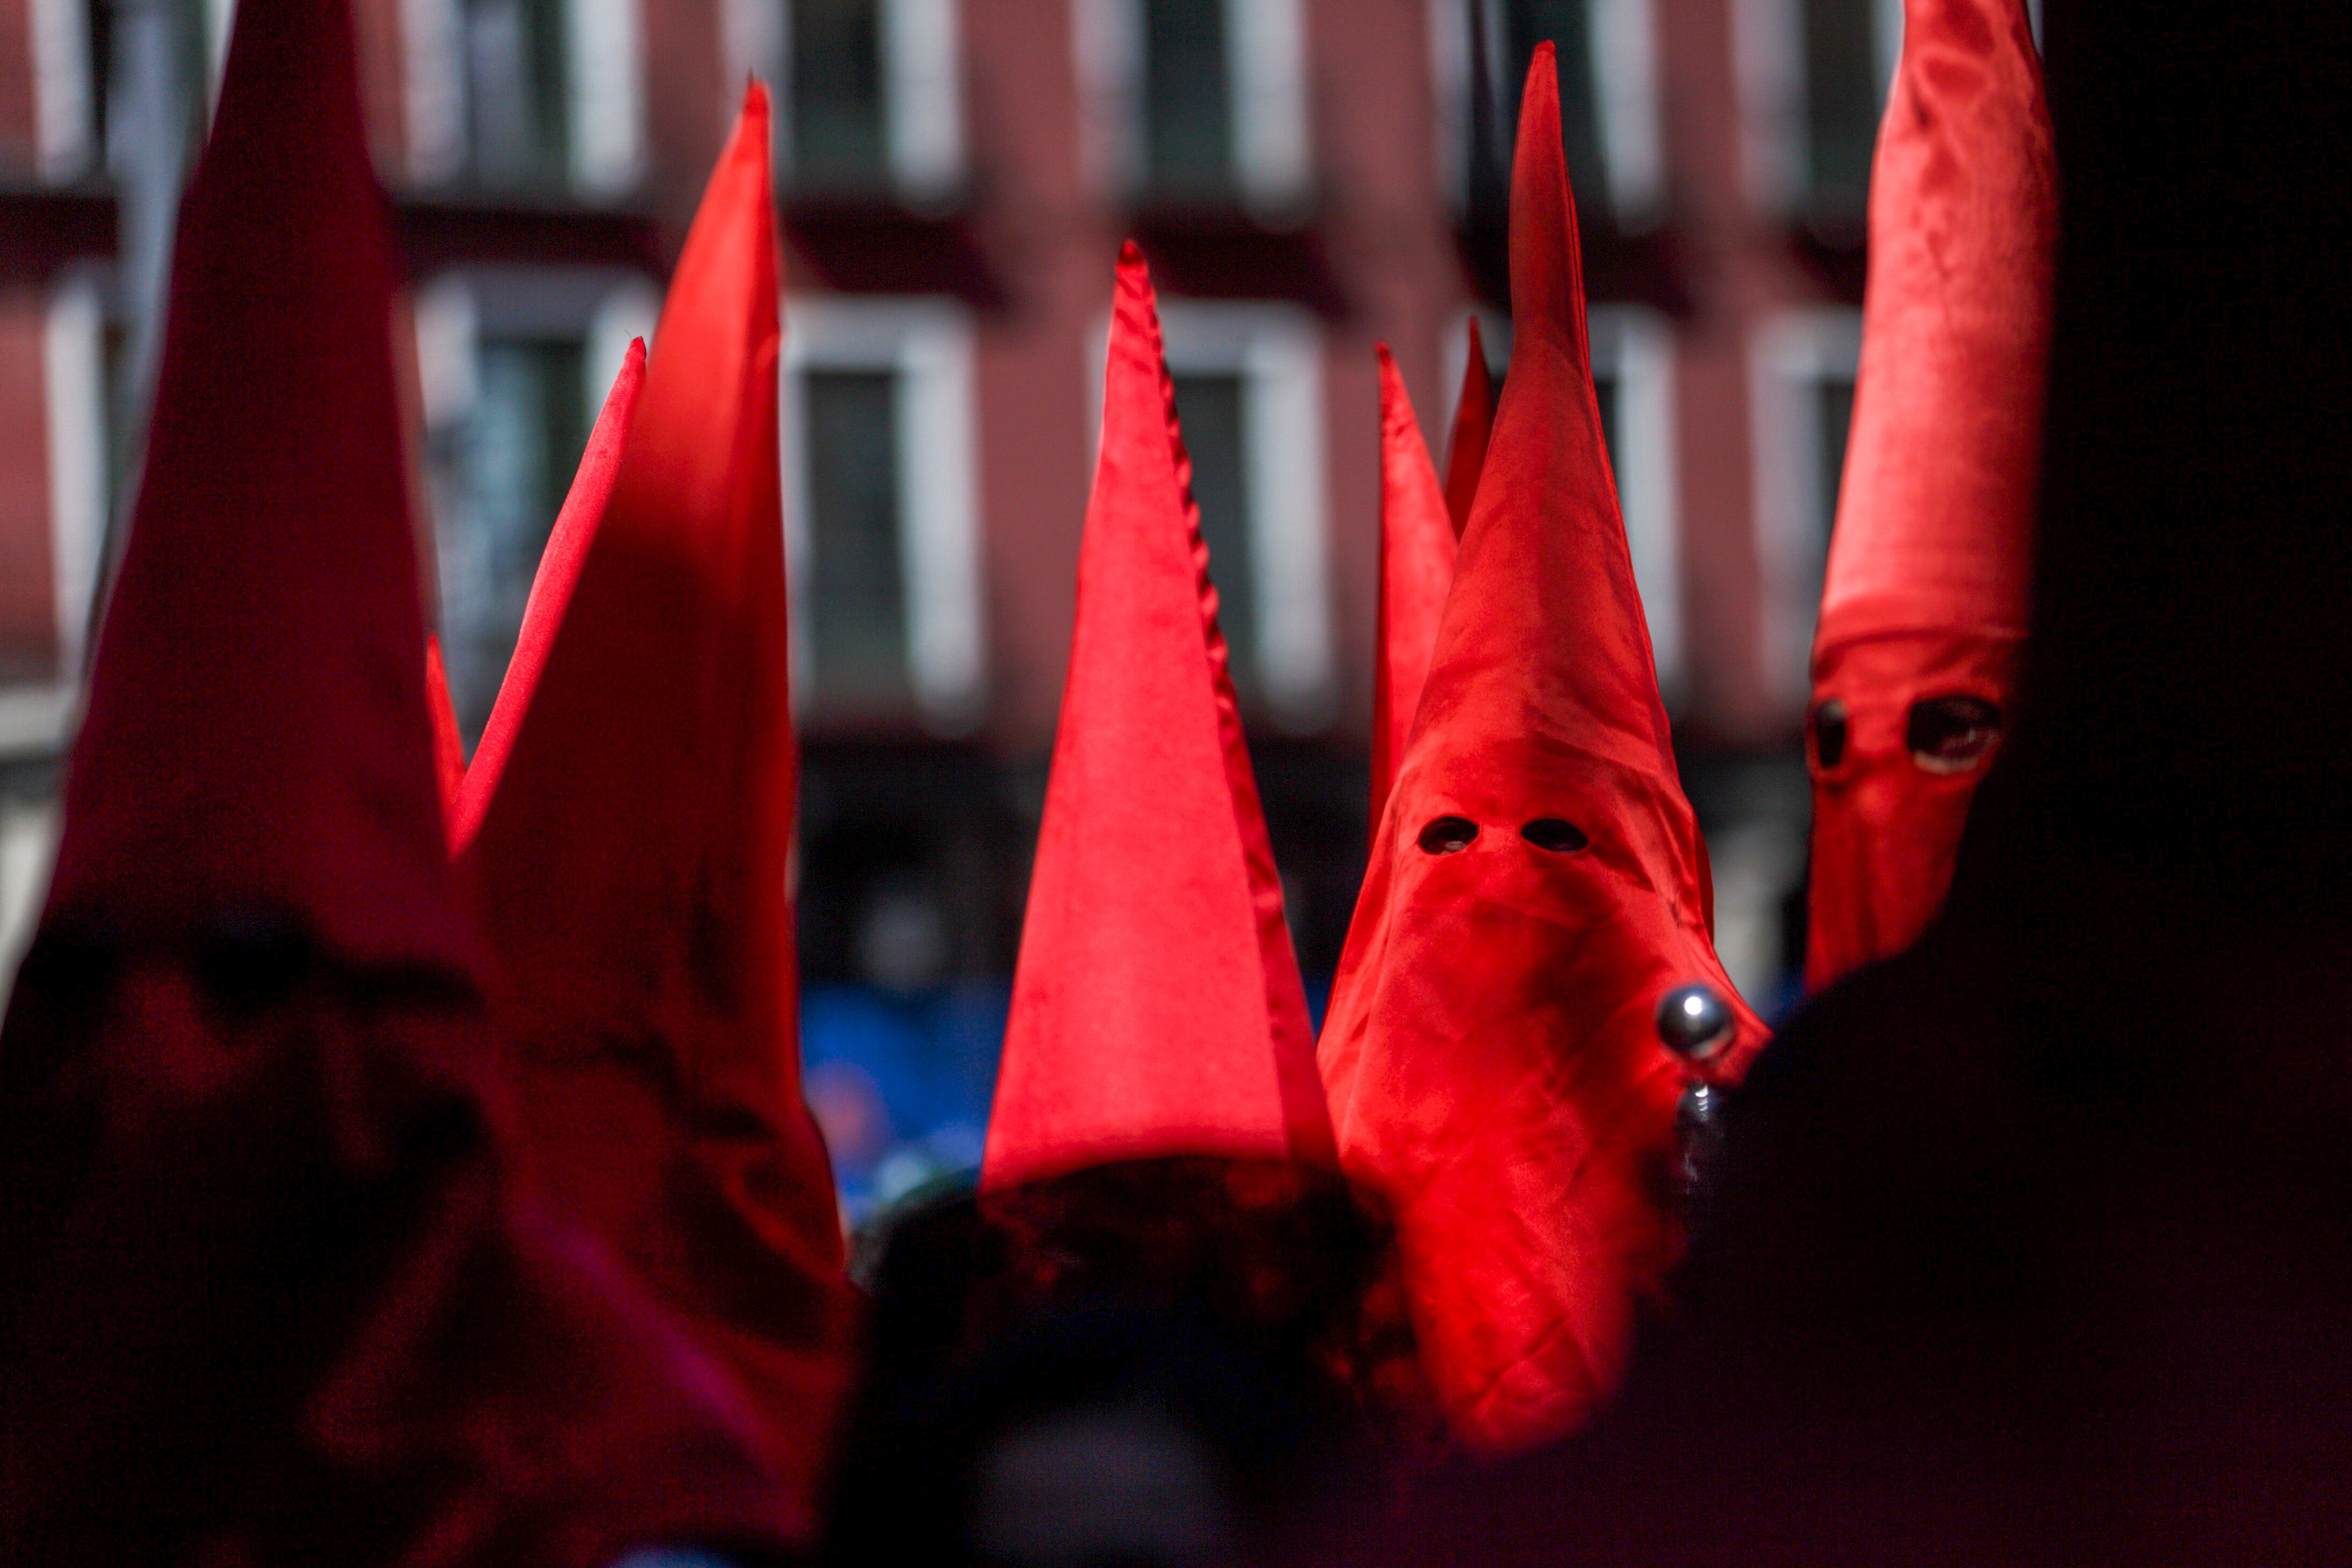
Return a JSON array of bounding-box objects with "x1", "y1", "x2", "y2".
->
[
  {"x1": 1441, "y1": 316, "x2": 1493, "y2": 539},
  {"x1": 1371, "y1": 346, "x2": 1458, "y2": 840},
  {"x1": 983, "y1": 245, "x2": 1333, "y2": 1188},
  {"x1": 0, "y1": 3, "x2": 806, "y2": 1560},
  {"x1": 456, "y1": 85, "x2": 855, "y2": 1519},
  {"x1": 1806, "y1": 0, "x2": 2055, "y2": 990},
  {"x1": 1318, "y1": 48, "x2": 1767, "y2": 1451}
]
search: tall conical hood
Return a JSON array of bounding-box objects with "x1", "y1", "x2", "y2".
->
[
  {"x1": 1318, "y1": 48, "x2": 1767, "y2": 1451},
  {"x1": 1804, "y1": 0, "x2": 2054, "y2": 990},
  {"x1": 1371, "y1": 345, "x2": 1457, "y2": 837},
  {"x1": 459, "y1": 85, "x2": 854, "y2": 1502},
  {"x1": 39, "y1": 0, "x2": 459, "y2": 966},
  {"x1": 1441, "y1": 316, "x2": 1494, "y2": 538},
  {"x1": 983, "y1": 245, "x2": 1333, "y2": 1189},
  {"x1": 448, "y1": 335, "x2": 644, "y2": 854}
]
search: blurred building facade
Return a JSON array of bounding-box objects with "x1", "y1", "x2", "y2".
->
[{"x1": 0, "y1": 0, "x2": 1946, "y2": 1197}]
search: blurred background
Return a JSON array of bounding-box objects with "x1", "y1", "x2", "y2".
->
[{"x1": 0, "y1": 0, "x2": 1990, "y2": 1214}]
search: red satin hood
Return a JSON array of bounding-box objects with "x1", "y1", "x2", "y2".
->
[
  {"x1": 1441, "y1": 316, "x2": 1494, "y2": 539},
  {"x1": 983, "y1": 245, "x2": 1331, "y2": 1188},
  {"x1": 1319, "y1": 47, "x2": 1767, "y2": 1452},
  {"x1": 457, "y1": 84, "x2": 855, "y2": 1521},
  {"x1": 1806, "y1": 0, "x2": 2053, "y2": 989}
]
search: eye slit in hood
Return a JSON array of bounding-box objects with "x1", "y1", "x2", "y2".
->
[
  {"x1": 1812, "y1": 699, "x2": 1850, "y2": 771},
  {"x1": 1417, "y1": 817, "x2": 1479, "y2": 855},
  {"x1": 1519, "y1": 818, "x2": 1588, "y2": 854}
]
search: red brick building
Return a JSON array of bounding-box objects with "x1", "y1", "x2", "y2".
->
[{"x1": 1, "y1": 0, "x2": 1985, "y2": 1034}]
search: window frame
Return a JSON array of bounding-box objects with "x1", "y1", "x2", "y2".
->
[
  {"x1": 782, "y1": 295, "x2": 986, "y2": 734},
  {"x1": 400, "y1": 0, "x2": 645, "y2": 193},
  {"x1": 1072, "y1": 0, "x2": 1312, "y2": 219},
  {"x1": 1428, "y1": 0, "x2": 1667, "y2": 229},
  {"x1": 1748, "y1": 305, "x2": 1861, "y2": 711},
  {"x1": 724, "y1": 0, "x2": 966, "y2": 204},
  {"x1": 1727, "y1": 0, "x2": 1900, "y2": 217}
]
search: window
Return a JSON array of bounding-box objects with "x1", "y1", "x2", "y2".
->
[
  {"x1": 1431, "y1": 0, "x2": 1665, "y2": 228},
  {"x1": 403, "y1": 0, "x2": 643, "y2": 193},
  {"x1": 1731, "y1": 0, "x2": 1899, "y2": 227},
  {"x1": 1749, "y1": 307, "x2": 1861, "y2": 708},
  {"x1": 1444, "y1": 305, "x2": 1683, "y2": 702},
  {"x1": 725, "y1": 0, "x2": 964, "y2": 203},
  {"x1": 784, "y1": 298, "x2": 984, "y2": 732},
  {"x1": 1103, "y1": 301, "x2": 1331, "y2": 731},
  {"x1": 1073, "y1": 0, "x2": 1310, "y2": 217},
  {"x1": 415, "y1": 269, "x2": 658, "y2": 737}
]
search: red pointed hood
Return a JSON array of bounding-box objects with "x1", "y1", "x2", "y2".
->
[
  {"x1": 38, "y1": 0, "x2": 460, "y2": 968},
  {"x1": 458, "y1": 86, "x2": 854, "y2": 1503},
  {"x1": 1371, "y1": 345, "x2": 1457, "y2": 838},
  {"x1": 1805, "y1": 0, "x2": 2054, "y2": 990},
  {"x1": 448, "y1": 335, "x2": 644, "y2": 854},
  {"x1": 1318, "y1": 48, "x2": 1768, "y2": 1451},
  {"x1": 983, "y1": 245, "x2": 1333, "y2": 1189},
  {"x1": 0, "y1": 6, "x2": 811, "y2": 1560},
  {"x1": 1441, "y1": 317, "x2": 1494, "y2": 538}
]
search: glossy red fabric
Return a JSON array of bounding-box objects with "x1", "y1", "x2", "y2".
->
[
  {"x1": 1806, "y1": 0, "x2": 2054, "y2": 991},
  {"x1": 0, "y1": 1, "x2": 802, "y2": 1559},
  {"x1": 983, "y1": 245, "x2": 1333, "y2": 1189},
  {"x1": 1318, "y1": 49, "x2": 1768, "y2": 1453},
  {"x1": 425, "y1": 633, "x2": 467, "y2": 823},
  {"x1": 1371, "y1": 346, "x2": 1457, "y2": 839},
  {"x1": 1441, "y1": 317, "x2": 1494, "y2": 539},
  {"x1": 458, "y1": 86, "x2": 856, "y2": 1528},
  {"x1": 450, "y1": 336, "x2": 644, "y2": 855}
]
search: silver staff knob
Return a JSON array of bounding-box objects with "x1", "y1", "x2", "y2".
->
[{"x1": 1656, "y1": 983, "x2": 1734, "y2": 1063}]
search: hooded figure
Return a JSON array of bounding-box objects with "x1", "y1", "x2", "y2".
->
[
  {"x1": 1371, "y1": 346, "x2": 1460, "y2": 840},
  {"x1": 0, "y1": 1, "x2": 802, "y2": 1559},
  {"x1": 1804, "y1": 0, "x2": 2056, "y2": 992},
  {"x1": 456, "y1": 84, "x2": 856, "y2": 1523},
  {"x1": 1441, "y1": 317, "x2": 1495, "y2": 538},
  {"x1": 1317, "y1": 48, "x2": 1768, "y2": 1452},
  {"x1": 983, "y1": 244, "x2": 1333, "y2": 1188}
]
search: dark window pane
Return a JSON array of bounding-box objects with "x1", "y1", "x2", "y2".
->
[
  {"x1": 462, "y1": 0, "x2": 568, "y2": 186},
  {"x1": 1505, "y1": 0, "x2": 1610, "y2": 215},
  {"x1": 1170, "y1": 373, "x2": 1255, "y2": 701},
  {"x1": 806, "y1": 371, "x2": 912, "y2": 709},
  {"x1": 793, "y1": 0, "x2": 888, "y2": 190},
  {"x1": 1811, "y1": 376, "x2": 1856, "y2": 618},
  {"x1": 1801, "y1": 0, "x2": 1879, "y2": 228},
  {"x1": 1143, "y1": 0, "x2": 1231, "y2": 198}
]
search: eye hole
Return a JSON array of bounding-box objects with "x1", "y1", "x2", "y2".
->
[
  {"x1": 1907, "y1": 695, "x2": 2003, "y2": 774},
  {"x1": 1520, "y1": 818, "x2": 1588, "y2": 853},
  {"x1": 1812, "y1": 699, "x2": 1849, "y2": 770},
  {"x1": 1417, "y1": 816, "x2": 1479, "y2": 854}
]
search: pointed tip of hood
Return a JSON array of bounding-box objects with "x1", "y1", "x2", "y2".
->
[
  {"x1": 45, "y1": 0, "x2": 464, "y2": 966},
  {"x1": 1442, "y1": 317, "x2": 1495, "y2": 538},
  {"x1": 1373, "y1": 345, "x2": 1457, "y2": 834},
  {"x1": 1815, "y1": 0, "x2": 2054, "y2": 653},
  {"x1": 984, "y1": 246, "x2": 1331, "y2": 1189},
  {"x1": 1417, "y1": 47, "x2": 1675, "y2": 790}
]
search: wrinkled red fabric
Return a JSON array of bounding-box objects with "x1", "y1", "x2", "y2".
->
[
  {"x1": 983, "y1": 245, "x2": 1333, "y2": 1189},
  {"x1": 1318, "y1": 48, "x2": 1769, "y2": 1453},
  {"x1": 0, "y1": 1, "x2": 805, "y2": 1560},
  {"x1": 425, "y1": 633, "x2": 467, "y2": 823},
  {"x1": 451, "y1": 336, "x2": 644, "y2": 856},
  {"x1": 1806, "y1": 0, "x2": 2054, "y2": 991},
  {"x1": 458, "y1": 84, "x2": 856, "y2": 1528},
  {"x1": 1441, "y1": 317, "x2": 1494, "y2": 539},
  {"x1": 1371, "y1": 346, "x2": 1457, "y2": 839}
]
